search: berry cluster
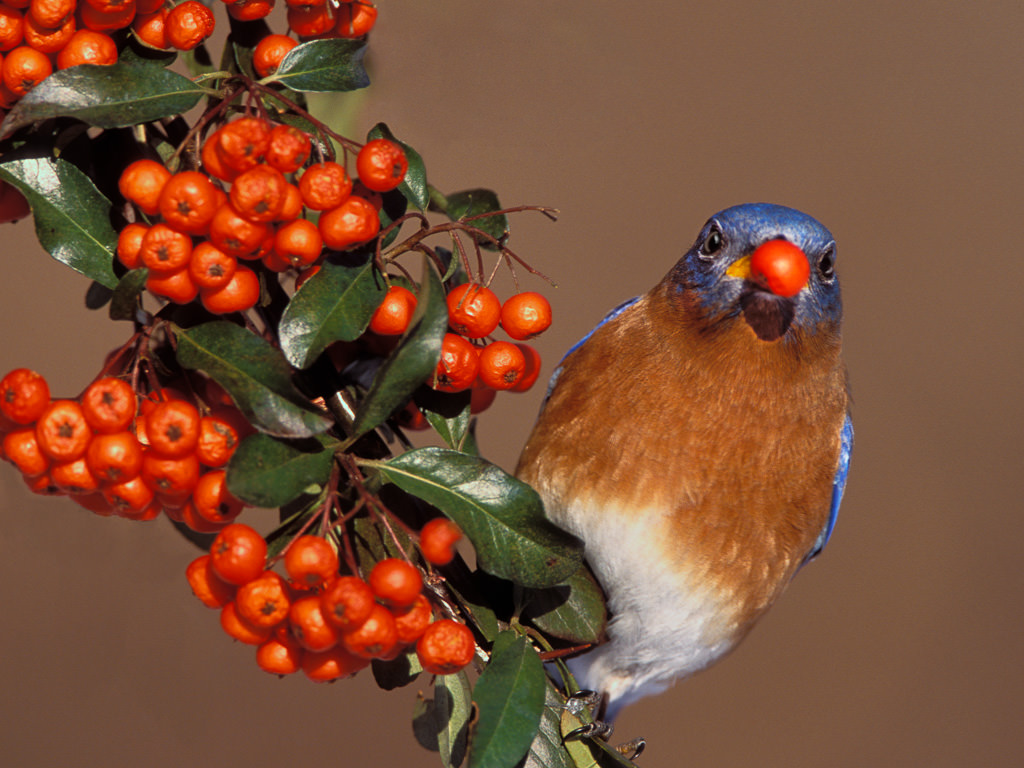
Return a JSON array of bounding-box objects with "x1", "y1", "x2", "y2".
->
[
  {"x1": 116, "y1": 117, "x2": 407, "y2": 313},
  {"x1": 0, "y1": 0, "x2": 214, "y2": 111},
  {"x1": 187, "y1": 520, "x2": 475, "y2": 682},
  {"x1": 0, "y1": 367, "x2": 251, "y2": 527}
]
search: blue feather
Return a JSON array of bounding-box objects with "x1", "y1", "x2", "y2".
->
[{"x1": 804, "y1": 413, "x2": 853, "y2": 563}]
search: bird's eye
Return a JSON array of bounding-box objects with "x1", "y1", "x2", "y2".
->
[
  {"x1": 817, "y1": 245, "x2": 836, "y2": 280},
  {"x1": 700, "y1": 226, "x2": 725, "y2": 258}
]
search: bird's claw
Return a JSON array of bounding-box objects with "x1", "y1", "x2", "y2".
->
[{"x1": 563, "y1": 690, "x2": 614, "y2": 741}]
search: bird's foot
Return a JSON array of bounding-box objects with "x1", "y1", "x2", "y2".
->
[
  {"x1": 562, "y1": 691, "x2": 646, "y2": 763},
  {"x1": 563, "y1": 689, "x2": 613, "y2": 741}
]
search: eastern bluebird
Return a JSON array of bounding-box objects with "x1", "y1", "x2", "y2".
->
[{"x1": 516, "y1": 203, "x2": 852, "y2": 721}]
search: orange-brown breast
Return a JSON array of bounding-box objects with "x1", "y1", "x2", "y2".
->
[{"x1": 517, "y1": 281, "x2": 848, "y2": 643}]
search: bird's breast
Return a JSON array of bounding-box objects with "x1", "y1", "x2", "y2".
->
[{"x1": 517, "y1": 290, "x2": 848, "y2": 658}]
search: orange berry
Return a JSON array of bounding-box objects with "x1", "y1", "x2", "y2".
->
[
  {"x1": 116, "y1": 222, "x2": 148, "y2": 269},
  {"x1": 78, "y1": 1, "x2": 135, "y2": 32},
  {"x1": 186, "y1": 553, "x2": 237, "y2": 608},
  {"x1": 416, "y1": 619, "x2": 475, "y2": 675},
  {"x1": 511, "y1": 343, "x2": 541, "y2": 392},
  {"x1": 199, "y1": 263, "x2": 260, "y2": 314},
  {"x1": 188, "y1": 241, "x2": 237, "y2": 291},
  {"x1": 220, "y1": 601, "x2": 273, "y2": 645},
  {"x1": 140, "y1": 448, "x2": 200, "y2": 500},
  {"x1": 119, "y1": 158, "x2": 171, "y2": 217},
  {"x1": 22, "y1": 14, "x2": 74, "y2": 54},
  {"x1": 214, "y1": 117, "x2": 270, "y2": 174},
  {"x1": 103, "y1": 473, "x2": 155, "y2": 516},
  {"x1": 208, "y1": 202, "x2": 270, "y2": 257},
  {"x1": 500, "y1": 291, "x2": 552, "y2": 340},
  {"x1": 477, "y1": 340, "x2": 526, "y2": 390},
  {"x1": 209, "y1": 523, "x2": 267, "y2": 585},
  {"x1": 300, "y1": 644, "x2": 367, "y2": 682},
  {"x1": 50, "y1": 455, "x2": 100, "y2": 494},
  {"x1": 80, "y1": 375, "x2": 136, "y2": 434},
  {"x1": 265, "y1": 123, "x2": 310, "y2": 173},
  {"x1": 135, "y1": 0, "x2": 164, "y2": 14},
  {"x1": 158, "y1": 170, "x2": 219, "y2": 235},
  {"x1": 85, "y1": 430, "x2": 143, "y2": 483},
  {"x1": 368, "y1": 557, "x2": 422, "y2": 609},
  {"x1": 35, "y1": 399, "x2": 91, "y2": 462},
  {"x1": 446, "y1": 283, "x2": 501, "y2": 338},
  {"x1": 164, "y1": 0, "x2": 214, "y2": 50},
  {"x1": 318, "y1": 195, "x2": 379, "y2": 251},
  {"x1": 273, "y1": 218, "x2": 322, "y2": 267},
  {"x1": 2, "y1": 45, "x2": 52, "y2": 97},
  {"x1": 235, "y1": 570, "x2": 291, "y2": 629},
  {"x1": 225, "y1": 0, "x2": 274, "y2": 22},
  {"x1": 70, "y1": 491, "x2": 115, "y2": 516},
  {"x1": 749, "y1": 239, "x2": 810, "y2": 298},
  {"x1": 283, "y1": 535, "x2": 338, "y2": 589},
  {"x1": 298, "y1": 161, "x2": 351, "y2": 212},
  {"x1": 277, "y1": 182, "x2": 303, "y2": 221},
  {"x1": 392, "y1": 593, "x2": 433, "y2": 645},
  {"x1": 288, "y1": 593, "x2": 340, "y2": 652},
  {"x1": 56, "y1": 29, "x2": 117, "y2": 68},
  {"x1": 256, "y1": 632, "x2": 304, "y2": 675},
  {"x1": 3, "y1": 427, "x2": 49, "y2": 476},
  {"x1": 335, "y1": 0, "x2": 376, "y2": 38},
  {"x1": 419, "y1": 518, "x2": 462, "y2": 566},
  {"x1": 369, "y1": 284, "x2": 417, "y2": 336},
  {"x1": 143, "y1": 398, "x2": 200, "y2": 458},
  {"x1": 132, "y1": 9, "x2": 168, "y2": 49},
  {"x1": 356, "y1": 138, "x2": 407, "y2": 193},
  {"x1": 0, "y1": 367, "x2": 49, "y2": 425},
  {"x1": 432, "y1": 333, "x2": 479, "y2": 393},
  {"x1": 28, "y1": 0, "x2": 74, "y2": 29},
  {"x1": 341, "y1": 603, "x2": 398, "y2": 660},
  {"x1": 470, "y1": 381, "x2": 497, "y2": 413},
  {"x1": 195, "y1": 413, "x2": 239, "y2": 467},
  {"x1": 192, "y1": 469, "x2": 244, "y2": 524},
  {"x1": 179, "y1": 498, "x2": 229, "y2": 532},
  {"x1": 140, "y1": 222, "x2": 193, "y2": 273},
  {"x1": 320, "y1": 575, "x2": 374, "y2": 631},
  {"x1": 229, "y1": 164, "x2": 287, "y2": 223},
  {"x1": 146, "y1": 266, "x2": 199, "y2": 304},
  {"x1": 252, "y1": 33, "x2": 297, "y2": 77},
  {"x1": 0, "y1": 7, "x2": 24, "y2": 52},
  {"x1": 286, "y1": 3, "x2": 333, "y2": 37}
]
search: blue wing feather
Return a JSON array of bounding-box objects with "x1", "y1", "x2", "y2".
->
[{"x1": 803, "y1": 412, "x2": 853, "y2": 564}]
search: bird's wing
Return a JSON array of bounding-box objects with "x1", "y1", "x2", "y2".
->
[
  {"x1": 540, "y1": 296, "x2": 641, "y2": 408},
  {"x1": 803, "y1": 412, "x2": 853, "y2": 564}
]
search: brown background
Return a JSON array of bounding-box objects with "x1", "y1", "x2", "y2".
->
[{"x1": 2, "y1": 1, "x2": 1022, "y2": 766}]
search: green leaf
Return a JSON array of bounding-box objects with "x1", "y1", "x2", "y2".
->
[
  {"x1": 350, "y1": 257, "x2": 447, "y2": 438},
  {"x1": 416, "y1": 388, "x2": 472, "y2": 451},
  {"x1": 521, "y1": 681, "x2": 575, "y2": 768},
  {"x1": 85, "y1": 280, "x2": 113, "y2": 310},
  {"x1": 374, "y1": 448, "x2": 583, "y2": 589},
  {"x1": 174, "y1": 321, "x2": 332, "y2": 437},
  {"x1": 413, "y1": 670, "x2": 472, "y2": 767},
  {"x1": 0, "y1": 148, "x2": 118, "y2": 288},
  {"x1": 522, "y1": 566, "x2": 607, "y2": 645},
  {"x1": 367, "y1": 122, "x2": 429, "y2": 211},
  {"x1": 267, "y1": 38, "x2": 370, "y2": 93},
  {"x1": 371, "y1": 650, "x2": 423, "y2": 691},
  {"x1": 109, "y1": 268, "x2": 149, "y2": 321},
  {"x1": 470, "y1": 633, "x2": 546, "y2": 768},
  {"x1": 0, "y1": 64, "x2": 205, "y2": 134},
  {"x1": 279, "y1": 257, "x2": 386, "y2": 369},
  {"x1": 226, "y1": 432, "x2": 338, "y2": 507},
  {"x1": 446, "y1": 189, "x2": 508, "y2": 250}
]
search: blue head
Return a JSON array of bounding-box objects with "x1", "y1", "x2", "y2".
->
[{"x1": 665, "y1": 203, "x2": 842, "y2": 341}]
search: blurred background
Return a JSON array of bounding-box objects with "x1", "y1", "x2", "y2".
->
[{"x1": 2, "y1": 1, "x2": 1022, "y2": 765}]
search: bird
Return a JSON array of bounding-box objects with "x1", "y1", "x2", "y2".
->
[{"x1": 516, "y1": 202, "x2": 853, "y2": 722}]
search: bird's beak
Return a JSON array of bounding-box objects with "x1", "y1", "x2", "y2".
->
[{"x1": 725, "y1": 255, "x2": 753, "y2": 281}]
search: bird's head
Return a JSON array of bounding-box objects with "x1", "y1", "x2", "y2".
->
[{"x1": 666, "y1": 203, "x2": 841, "y2": 341}]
